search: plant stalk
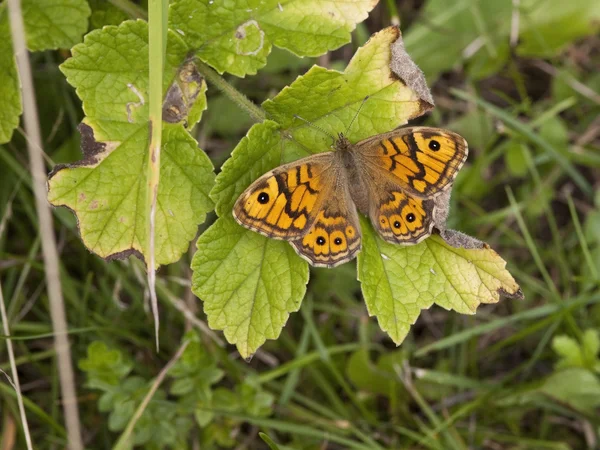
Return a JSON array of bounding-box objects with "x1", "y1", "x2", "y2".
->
[
  {"x1": 6, "y1": 0, "x2": 83, "y2": 448},
  {"x1": 195, "y1": 59, "x2": 266, "y2": 123},
  {"x1": 146, "y1": 0, "x2": 168, "y2": 351}
]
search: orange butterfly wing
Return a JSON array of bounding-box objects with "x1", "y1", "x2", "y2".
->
[
  {"x1": 358, "y1": 127, "x2": 468, "y2": 197},
  {"x1": 233, "y1": 153, "x2": 333, "y2": 239}
]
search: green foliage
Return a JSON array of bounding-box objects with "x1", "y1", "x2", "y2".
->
[
  {"x1": 48, "y1": 20, "x2": 215, "y2": 265},
  {"x1": 553, "y1": 329, "x2": 600, "y2": 373},
  {"x1": 0, "y1": 0, "x2": 90, "y2": 143},
  {"x1": 404, "y1": 0, "x2": 600, "y2": 81},
  {"x1": 79, "y1": 334, "x2": 274, "y2": 448},
  {"x1": 358, "y1": 222, "x2": 520, "y2": 344},
  {"x1": 169, "y1": 0, "x2": 377, "y2": 76},
  {"x1": 0, "y1": 4, "x2": 21, "y2": 144},
  {"x1": 22, "y1": 0, "x2": 90, "y2": 51},
  {"x1": 191, "y1": 216, "x2": 309, "y2": 359},
  {"x1": 3, "y1": 0, "x2": 600, "y2": 448}
]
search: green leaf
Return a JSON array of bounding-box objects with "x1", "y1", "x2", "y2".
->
[
  {"x1": 169, "y1": 0, "x2": 377, "y2": 77},
  {"x1": 199, "y1": 27, "x2": 434, "y2": 356},
  {"x1": 191, "y1": 217, "x2": 309, "y2": 359},
  {"x1": 79, "y1": 341, "x2": 133, "y2": 390},
  {"x1": 88, "y1": 0, "x2": 129, "y2": 29},
  {"x1": 22, "y1": 0, "x2": 91, "y2": 51},
  {"x1": 212, "y1": 27, "x2": 432, "y2": 216},
  {"x1": 170, "y1": 332, "x2": 224, "y2": 400},
  {"x1": 553, "y1": 329, "x2": 600, "y2": 372},
  {"x1": 539, "y1": 368, "x2": 600, "y2": 415},
  {"x1": 0, "y1": 4, "x2": 22, "y2": 144},
  {"x1": 48, "y1": 20, "x2": 215, "y2": 266},
  {"x1": 358, "y1": 218, "x2": 522, "y2": 345}
]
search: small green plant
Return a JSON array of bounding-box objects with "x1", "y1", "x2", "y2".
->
[{"x1": 79, "y1": 333, "x2": 274, "y2": 448}]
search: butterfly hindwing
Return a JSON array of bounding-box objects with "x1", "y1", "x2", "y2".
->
[
  {"x1": 368, "y1": 181, "x2": 435, "y2": 244},
  {"x1": 358, "y1": 126, "x2": 468, "y2": 197},
  {"x1": 233, "y1": 153, "x2": 334, "y2": 239},
  {"x1": 291, "y1": 184, "x2": 361, "y2": 268}
]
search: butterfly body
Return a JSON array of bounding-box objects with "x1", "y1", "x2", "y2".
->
[{"x1": 233, "y1": 127, "x2": 468, "y2": 268}]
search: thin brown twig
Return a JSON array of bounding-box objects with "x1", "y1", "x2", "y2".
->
[{"x1": 6, "y1": 0, "x2": 83, "y2": 448}]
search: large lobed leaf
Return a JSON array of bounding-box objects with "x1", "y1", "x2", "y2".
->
[
  {"x1": 358, "y1": 218, "x2": 522, "y2": 345},
  {"x1": 22, "y1": 0, "x2": 90, "y2": 51},
  {"x1": 192, "y1": 27, "x2": 436, "y2": 357},
  {"x1": 169, "y1": 0, "x2": 378, "y2": 77},
  {"x1": 48, "y1": 20, "x2": 215, "y2": 265},
  {"x1": 193, "y1": 26, "x2": 522, "y2": 356}
]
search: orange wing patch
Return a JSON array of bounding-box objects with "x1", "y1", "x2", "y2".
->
[
  {"x1": 370, "y1": 190, "x2": 434, "y2": 244},
  {"x1": 291, "y1": 212, "x2": 361, "y2": 268},
  {"x1": 362, "y1": 127, "x2": 468, "y2": 197},
  {"x1": 233, "y1": 154, "x2": 332, "y2": 239}
]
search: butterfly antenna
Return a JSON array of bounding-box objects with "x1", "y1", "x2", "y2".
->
[
  {"x1": 293, "y1": 115, "x2": 336, "y2": 144},
  {"x1": 345, "y1": 95, "x2": 370, "y2": 136}
]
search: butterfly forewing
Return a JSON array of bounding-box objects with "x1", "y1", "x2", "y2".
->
[
  {"x1": 357, "y1": 127, "x2": 468, "y2": 198},
  {"x1": 233, "y1": 153, "x2": 334, "y2": 239}
]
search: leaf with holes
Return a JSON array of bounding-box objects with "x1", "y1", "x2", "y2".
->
[
  {"x1": 48, "y1": 20, "x2": 215, "y2": 266},
  {"x1": 169, "y1": 0, "x2": 378, "y2": 77}
]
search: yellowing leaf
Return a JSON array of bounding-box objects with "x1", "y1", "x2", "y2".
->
[
  {"x1": 191, "y1": 218, "x2": 308, "y2": 359},
  {"x1": 169, "y1": 0, "x2": 378, "y2": 77},
  {"x1": 48, "y1": 21, "x2": 215, "y2": 265},
  {"x1": 358, "y1": 218, "x2": 522, "y2": 345}
]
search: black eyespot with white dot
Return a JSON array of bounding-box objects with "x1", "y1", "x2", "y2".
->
[
  {"x1": 316, "y1": 236, "x2": 326, "y2": 246},
  {"x1": 393, "y1": 221, "x2": 401, "y2": 229},
  {"x1": 406, "y1": 213, "x2": 416, "y2": 223},
  {"x1": 334, "y1": 237, "x2": 342, "y2": 245},
  {"x1": 429, "y1": 140, "x2": 440, "y2": 151},
  {"x1": 257, "y1": 192, "x2": 270, "y2": 204}
]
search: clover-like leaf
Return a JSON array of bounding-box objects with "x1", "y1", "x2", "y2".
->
[
  {"x1": 192, "y1": 217, "x2": 308, "y2": 358},
  {"x1": 169, "y1": 0, "x2": 378, "y2": 77},
  {"x1": 48, "y1": 20, "x2": 215, "y2": 266},
  {"x1": 22, "y1": 0, "x2": 90, "y2": 51},
  {"x1": 358, "y1": 218, "x2": 523, "y2": 345},
  {"x1": 0, "y1": 4, "x2": 22, "y2": 144}
]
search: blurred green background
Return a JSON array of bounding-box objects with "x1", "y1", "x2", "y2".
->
[{"x1": 1, "y1": 0, "x2": 599, "y2": 448}]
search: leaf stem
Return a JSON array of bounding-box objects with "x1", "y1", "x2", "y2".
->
[
  {"x1": 194, "y1": 59, "x2": 266, "y2": 123},
  {"x1": 146, "y1": 0, "x2": 167, "y2": 351}
]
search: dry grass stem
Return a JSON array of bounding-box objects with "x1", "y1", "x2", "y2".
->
[{"x1": 6, "y1": 0, "x2": 83, "y2": 448}]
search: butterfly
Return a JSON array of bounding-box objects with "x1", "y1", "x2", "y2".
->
[{"x1": 233, "y1": 127, "x2": 468, "y2": 268}]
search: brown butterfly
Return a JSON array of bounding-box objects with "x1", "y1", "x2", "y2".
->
[{"x1": 233, "y1": 127, "x2": 468, "y2": 267}]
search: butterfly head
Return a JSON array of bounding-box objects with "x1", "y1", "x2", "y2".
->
[{"x1": 335, "y1": 133, "x2": 353, "y2": 152}]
